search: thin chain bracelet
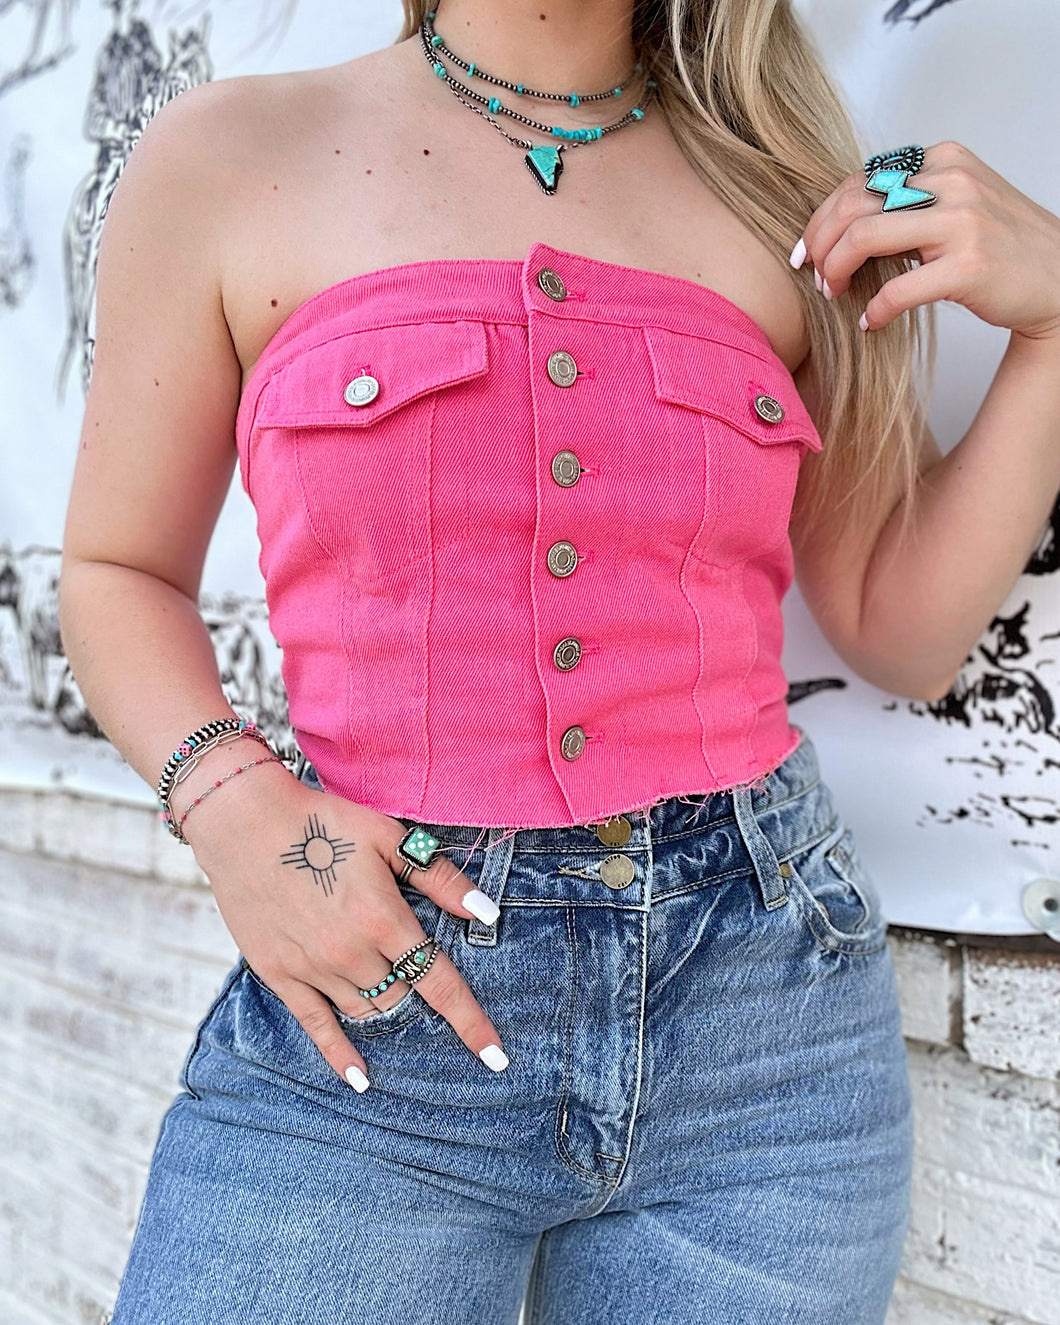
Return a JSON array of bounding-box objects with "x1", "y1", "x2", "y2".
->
[
  {"x1": 175, "y1": 755, "x2": 284, "y2": 843},
  {"x1": 170, "y1": 727, "x2": 271, "y2": 795},
  {"x1": 158, "y1": 724, "x2": 275, "y2": 842},
  {"x1": 158, "y1": 717, "x2": 254, "y2": 804}
]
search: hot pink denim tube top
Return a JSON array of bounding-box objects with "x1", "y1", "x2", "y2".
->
[{"x1": 234, "y1": 240, "x2": 823, "y2": 828}]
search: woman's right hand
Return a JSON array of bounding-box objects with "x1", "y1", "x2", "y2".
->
[{"x1": 181, "y1": 764, "x2": 508, "y2": 1092}]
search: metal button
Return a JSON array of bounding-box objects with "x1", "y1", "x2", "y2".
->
[
  {"x1": 553, "y1": 637, "x2": 582, "y2": 671},
  {"x1": 560, "y1": 725, "x2": 586, "y2": 760},
  {"x1": 547, "y1": 541, "x2": 578, "y2": 577},
  {"x1": 599, "y1": 854, "x2": 635, "y2": 890},
  {"x1": 344, "y1": 375, "x2": 380, "y2": 407},
  {"x1": 551, "y1": 450, "x2": 582, "y2": 486},
  {"x1": 547, "y1": 350, "x2": 578, "y2": 387},
  {"x1": 595, "y1": 816, "x2": 631, "y2": 847},
  {"x1": 537, "y1": 268, "x2": 567, "y2": 301},
  {"x1": 753, "y1": 393, "x2": 785, "y2": 424}
]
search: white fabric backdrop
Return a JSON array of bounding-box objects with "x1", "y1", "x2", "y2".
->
[{"x1": 0, "y1": 0, "x2": 1056, "y2": 933}]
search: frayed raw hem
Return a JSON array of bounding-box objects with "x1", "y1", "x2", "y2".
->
[
  {"x1": 426, "y1": 743, "x2": 798, "y2": 869},
  {"x1": 439, "y1": 784, "x2": 736, "y2": 866}
]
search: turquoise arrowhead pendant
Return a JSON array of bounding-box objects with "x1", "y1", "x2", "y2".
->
[
  {"x1": 865, "y1": 167, "x2": 937, "y2": 212},
  {"x1": 526, "y1": 144, "x2": 564, "y2": 194}
]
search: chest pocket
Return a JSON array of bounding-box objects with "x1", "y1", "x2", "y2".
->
[
  {"x1": 643, "y1": 324, "x2": 822, "y2": 570},
  {"x1": 255, "y1": 320, "x2": 489, "y2": 581}
]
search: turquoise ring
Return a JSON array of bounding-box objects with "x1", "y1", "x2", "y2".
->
[
  {"x1": 396, "y1": 824, "x2": 442, "y2": 884},
  {"x1": 863, "y1": 142, "x2": 937, "y2": 213},
  {"x1": 357, "y1": 938, "x2": 439, "y2": 1003}
]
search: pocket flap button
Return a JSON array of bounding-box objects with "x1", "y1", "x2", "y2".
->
[
  {"x1": 344, "y1": 375, "x2": 380, "y2": 407},
  {"x1": 753, "y1": 393, "x2": 785, "y2": 423}
]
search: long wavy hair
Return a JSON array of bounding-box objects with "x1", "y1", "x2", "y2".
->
[{"x1": 394, "y1": 0, "x2": 935, "y2": 560}]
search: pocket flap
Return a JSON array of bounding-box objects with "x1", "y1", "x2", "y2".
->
[
  {"x1": 257, "y1": 319, "x2": 489, "y2": 428},
  {"x1": 643, "y1": 323, "x2": 822, "y2": 452}
]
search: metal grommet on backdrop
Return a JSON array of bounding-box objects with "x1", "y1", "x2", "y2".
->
[{"x1": 1021, "y1": 877, "x2": 1060, "y2": 943}]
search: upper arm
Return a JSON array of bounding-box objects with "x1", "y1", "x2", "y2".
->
[
  {"x1": 787, "y1": 351, "x2": 943, "y2": 662},
  {"x1": 61, "y1": 79, "x2": 245, "y2": 603}
]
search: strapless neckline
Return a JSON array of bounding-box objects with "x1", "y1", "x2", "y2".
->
[{"x1": 237, "y1": 240, "x2": 790, "y2": 414}]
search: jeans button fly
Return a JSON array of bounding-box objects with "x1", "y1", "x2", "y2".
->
[
  {"x1": 594, "y1": 816, "x2": 632, "y2": 847},
  {"x1": 599, "y1": 855, "x2": 635, "y2": 889}
]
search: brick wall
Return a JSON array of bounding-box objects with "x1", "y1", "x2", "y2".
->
[{"x1": 0, "y1": 787, "x2": 1057, "y2": 1325}]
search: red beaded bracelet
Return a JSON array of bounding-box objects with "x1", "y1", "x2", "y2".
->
[{"x1": 173, "y1": 755, "x2": 283, "y2": 841}]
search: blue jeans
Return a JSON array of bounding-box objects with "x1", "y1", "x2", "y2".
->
[{"x1": 110, "y1": 725, "x2": 912, "y2": 1324}]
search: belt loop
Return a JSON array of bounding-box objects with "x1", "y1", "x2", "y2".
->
[
  {"x1": 464, "y1": 826, "x2": 516, "y2": 948},
  {"x1": 731, "y1": 785, "x2": 788, "y2": 912}
]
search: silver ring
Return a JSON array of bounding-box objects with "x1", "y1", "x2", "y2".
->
[
  {"x1": 395, "y1": 824, "x2": 443, "y2": 882},
  {"x1": 356, "y1": 938, "x2": 439, "y2": 1003}
]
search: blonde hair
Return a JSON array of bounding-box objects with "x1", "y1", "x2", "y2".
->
[{"x1": 396, "y1": 0, "x2": 936, "y2": 560}]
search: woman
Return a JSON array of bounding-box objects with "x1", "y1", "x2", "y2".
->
[{"x1": 60, "y1": 1, "x2": 1060, "y2": 1322}]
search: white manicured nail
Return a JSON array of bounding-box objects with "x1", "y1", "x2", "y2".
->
[
  {"x1": 859, "y1": 311, "x2": 870, "y2": 331},
  {"x1": 813, "y1": 266, "x2": 822, "y2": 292},
  {"x1": 789, "y1": 236, "x2": 806, "y2": 268},
  {"x1": 822, "y1": 277, "x2": 834, "y2": 300},
  {"x1": 344, "y1": 1064, "x2": 370, "y2": 1092},
  {"x1": 463, "y1": 887, "x2": 500, "y2": 925},
  {"x1": 479, "y1": 1043, "x2": 509, "y2": 1072}
]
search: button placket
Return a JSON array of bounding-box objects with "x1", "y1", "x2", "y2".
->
[
  {"x1": 533, "y1": 262, "x2": 598, "y2": 775},
  {"x1": 546, "y1": 349, "x2": 579, "y2": 388},
  {"x1": 551, "y1": 450, "x2": 582, "y2": 486}
]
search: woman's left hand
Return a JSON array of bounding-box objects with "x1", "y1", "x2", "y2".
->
[{"x1": 790, "y1": 139, "x2": 1060, "y2": 345}]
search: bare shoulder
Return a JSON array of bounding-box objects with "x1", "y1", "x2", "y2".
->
[
  {"x1": 62, "y1": 66, "x2": 357, "y2": 595},
  {"x1": 125, "y1": 50, "x2": 395, "y2": 220}
]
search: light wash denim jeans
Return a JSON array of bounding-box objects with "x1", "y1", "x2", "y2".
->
[{"x1": 110, "y1": 725, "x2": 912, "y2": 1324}]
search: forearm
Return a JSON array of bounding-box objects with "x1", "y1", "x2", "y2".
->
[
  {"x1": 58, "y1": 560, "x2": 297, "y2": 835},
  {"x1": 858, "y1": 332, "x2": 1060, "y2": 699}
]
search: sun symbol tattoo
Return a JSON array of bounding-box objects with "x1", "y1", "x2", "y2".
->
[{"x1": 280, "y1": 813, "x2": 357, "y2": 896}]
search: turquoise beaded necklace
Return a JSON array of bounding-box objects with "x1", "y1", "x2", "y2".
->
[{"x1": 419, "y1": 8, "x2": 658, "y2": 195}]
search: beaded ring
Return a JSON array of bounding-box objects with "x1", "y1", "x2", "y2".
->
[{"x1": 357, "y1": 939, "x2": 439, "y2": 1004}]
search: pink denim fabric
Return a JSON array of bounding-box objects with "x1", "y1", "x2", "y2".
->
[{"x1": 234, "y1": 241, "x2": 823, "y2": 828}]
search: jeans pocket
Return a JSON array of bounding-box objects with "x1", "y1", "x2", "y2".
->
[
  {"x1": 180, "y1": 957, "x2": 247, "y2": 1099},
  {"x1": 785, "y1": 822, "x2": 888, "y2": 956},
  {"x1": 241, "y1": 950, "x2": 436, "y2": 1041},
  {"x1": 240, "y1": 870, "x2": 456, "y2": 1041}
]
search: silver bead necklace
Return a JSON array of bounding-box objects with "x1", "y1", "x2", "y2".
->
[{"x1": 418, "y1": 7, "x2": 658, "y2": 195}]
